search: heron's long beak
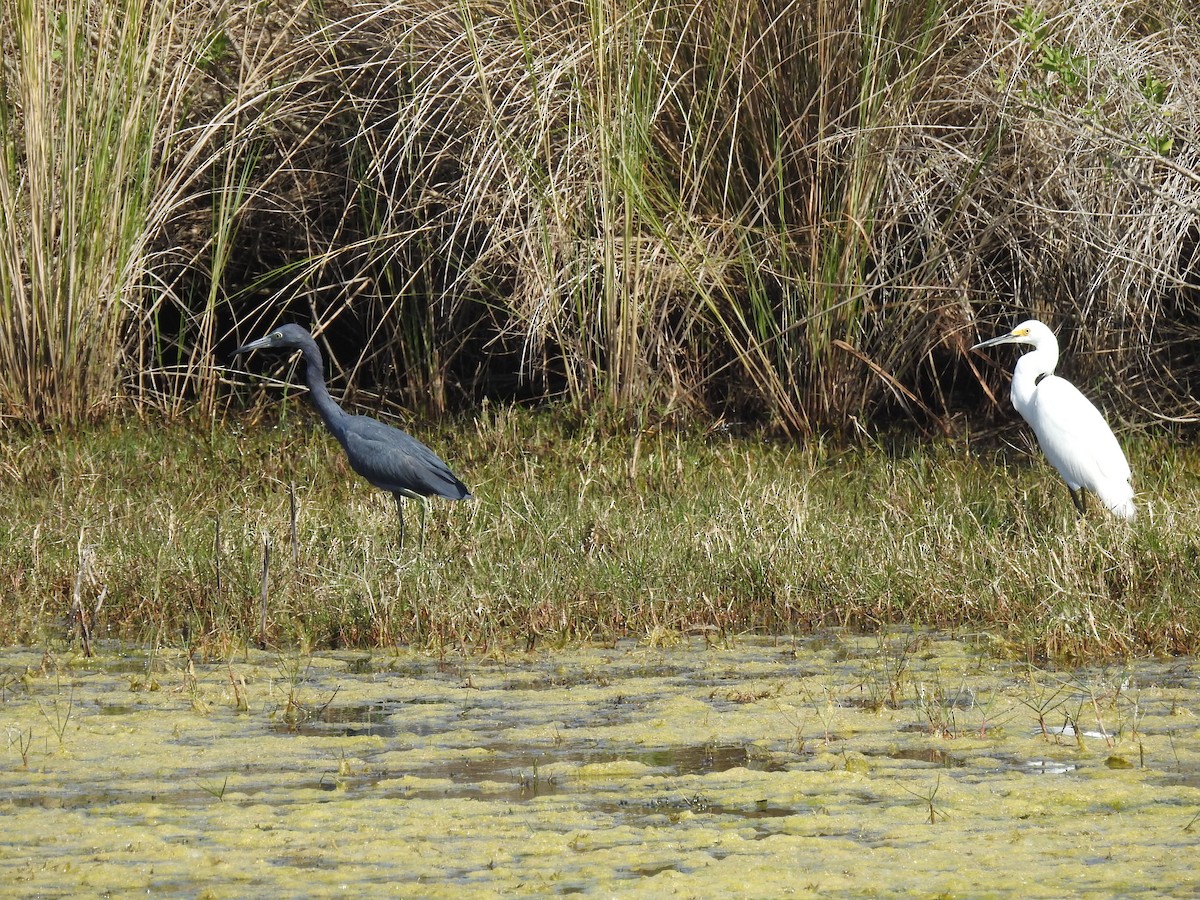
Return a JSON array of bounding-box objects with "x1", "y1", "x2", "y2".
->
[
  {"x1": 971, "y1": 331, "x2": 1020, "y2": 351},
  {"x1": 232, "y1": 335, "x2": 273, "y2": 356}
]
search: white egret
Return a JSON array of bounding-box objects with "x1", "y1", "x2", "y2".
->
[{"x1": 972, "y1": 319, "x2": 1135, "y2": 520}]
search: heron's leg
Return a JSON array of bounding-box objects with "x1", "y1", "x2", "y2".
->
[
  {"x1": 1069, "y1": 487, "x2": 1086, "y2": 516},
  {"x1": 393, "y1": 493, "x2": 406, "y2": 547},
  {"x1": 419, "y1": 497, "x2": 429, "y2": 549}
]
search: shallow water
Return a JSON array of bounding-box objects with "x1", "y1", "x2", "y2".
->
[{"x1": 1, "y1": 633, "x2": 1198, "y2": 897}]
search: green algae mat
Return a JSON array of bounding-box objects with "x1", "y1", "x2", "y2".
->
[{"x1": 1, "y1": 634, "x2": 1197, "y2": 897}]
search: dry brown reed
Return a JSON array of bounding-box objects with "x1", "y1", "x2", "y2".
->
[{"x1": 1, "y1": 0, "x2": 1199, "y2": 433}]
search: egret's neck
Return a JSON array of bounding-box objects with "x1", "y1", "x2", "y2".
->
[{"x1": 1010, "y1": 345, "x2": 1058, "y2": 417}]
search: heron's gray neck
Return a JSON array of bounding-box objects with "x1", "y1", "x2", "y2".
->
[{"x1": 298, "y1": 342, "x2": 347, "y2": 434}]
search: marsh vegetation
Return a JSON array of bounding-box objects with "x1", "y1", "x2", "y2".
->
[
  {"x1": 1, "y1": 410, "x2": 1197, "y2": 659},
  {"x1": 3, "y1": 6, "x2": 1200, "y2": 893},
  {"x1": 0, "y1": 1, "x2": 1197, "y2": 654}
]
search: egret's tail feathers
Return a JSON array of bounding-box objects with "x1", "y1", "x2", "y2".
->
[{"x1": 1098, "y1": 482, "x2": 1136, "y2": 521}]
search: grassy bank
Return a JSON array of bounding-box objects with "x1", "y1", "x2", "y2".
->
[{"x1": 0, "y1": 408, "x2": 1193, "y2": 660}]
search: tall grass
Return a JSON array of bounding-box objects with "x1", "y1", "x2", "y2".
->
[
  {"x1": 0, "y1": 0, "x2": 1198, "y2": 431},
  {"x1": 280, "y1": 0, "x2": 1200, "y2": 431},
  {"x1": 313, "y1": 0, "x2": 969, "y2": 428},
  {"x1": 0, "y1": 0, "x2": 185, "y2": 420},
  {"x1": 0, "y1": 0, "x2": 348, "y2": 421},
  {"x1": 129, "y1": 0, "x2": 349, "y2": 414}
]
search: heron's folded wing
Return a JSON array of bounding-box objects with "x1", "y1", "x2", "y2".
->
[{"x1": 342, "y1": 417, "x2": 470, "y2": 500}]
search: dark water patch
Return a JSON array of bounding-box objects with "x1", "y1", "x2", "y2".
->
[
  {"x1": 883, "y1": 749, "x2": 1086, "y2": 778},
  {"x1": 1146, "y1": 774, "x2": 1200, "y2": 795},
  {"x1": 4, "y1": 790, "x2": 129, "y2": 810},
  {"x1": 886, "y1": 747, "x2": 965, "y2": 767},
  {"x1": 271, "y1": 854, "x2": 338, "y2": 870},
  {"x1": 382, "y1": 745, "x2": 614, "y2": 801},
  {"x1": 635, "y1": 743, "x2": 787, "y2": 775},
  {"x1": 605, "y1": 794, "x2": 803, "y2": 840},
  {"x1": 343, "y1": 656, "x2": 375, "y2": 675},
  {"x1": 623, "y1": 795, "x2": 798, "y2": 820},
  {"x1": 929, "y1": 690, "x2": 977, "y2": 710},
  {"x1": 1148, "y1": 672, "x2": 1199, "y2": 690},
  {"x1": 267, "y1": 696, "x2": 466, "y2": 738},
  {"x1": 835, "y1": 693, "x2": 898, "y2": 710},
  {"x1": 97, "y1": 702, "x2": 147, "y2": 716},
  {"x1": 440, "y1": 756, "x2": 567, "y2": 800},
  {"x1": 628, "y1": 863, "x2": 678, "y2": 878},
  {"x1": 4, "y1": 783, "x2": 232, "y2": 811},
  {"x1": 338, "y1": 742, "x2": 789, "y2": 805},
  {"x1": 95, "y1": 658, "x2": 153, "y2": 675},
  {"x1": 269, "y1": 700, "x2": 400, "y2": 738},
  {"x1": 501, "y1": 671, "x2": 626, "y2": 691},
  {"x1": 1018, "y1": 759, "x2": 1080, "y2": 775},
  {"x1": 888, "y1": 692, "x2": 977, "y2": 713}
]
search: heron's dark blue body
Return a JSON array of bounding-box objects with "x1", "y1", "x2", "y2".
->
[
  {"x1": 336, "y1": 414, "x2": 469, "y2": 502},
  {"x1": 233, "y1": 324, "x2": 469, "y2": 544}
]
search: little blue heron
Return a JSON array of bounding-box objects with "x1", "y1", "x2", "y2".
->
[
  {"x1": 972, "y1": 319, "x2": 1135, "y2": 520},
  {"x1": 233, "y1": 324, "x2": 471, "y2": 546}
]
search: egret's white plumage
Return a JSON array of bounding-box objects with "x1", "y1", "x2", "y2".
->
[{"x1": 972, "y1": 319, "x2": 1135, "y2": 520}]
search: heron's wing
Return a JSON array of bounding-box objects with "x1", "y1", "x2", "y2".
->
[
  {"x1": 342, "y1": 416, "x2": 471, "y2": 501},
  {"x1": 1031, "y1": 376, "x2": 1132, "y2": 487}
]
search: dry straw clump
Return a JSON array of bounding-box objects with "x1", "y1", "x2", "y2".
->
[{"x1": 0, "y1": 0, "x2": 1198, "y2": 431}]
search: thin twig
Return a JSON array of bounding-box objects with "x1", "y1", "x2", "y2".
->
[{"x1": 259, "y1": 537, "x2": 270, "y2": 650}]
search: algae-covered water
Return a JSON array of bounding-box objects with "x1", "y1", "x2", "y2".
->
[{"x1": 1, "y1": 633, "x2": 1198, "y2": 897}]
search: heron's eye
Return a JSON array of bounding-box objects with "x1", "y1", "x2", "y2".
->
[{"x1": 273, "y1": 331, "x2": 283, "y2": 339}]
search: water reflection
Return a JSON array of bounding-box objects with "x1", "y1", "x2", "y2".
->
[
  {"x1": 270, "y1": 700, "x2": 401, "y2": 738},
  {"x1": 886, "y1": 747, "x2": 964, "y2": 767}
]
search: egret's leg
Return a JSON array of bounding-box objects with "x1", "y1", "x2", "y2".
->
[
  {"x1": 399, "y1": 496, "x2": 407, "y2": 546},
  {"x1": 1069, "y1": 487, "x2": 1086, "y2": 516}
]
